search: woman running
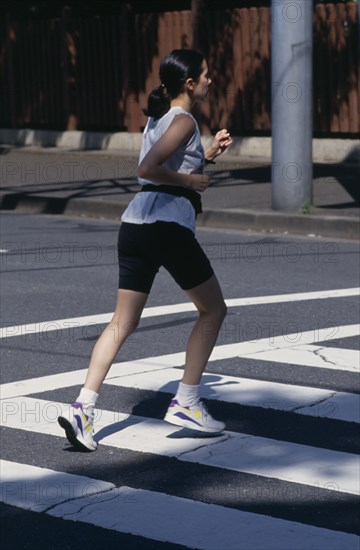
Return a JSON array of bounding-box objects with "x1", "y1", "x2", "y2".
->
[{"x1": 58, "y1": 49, "x2": 233, "y2": 451}]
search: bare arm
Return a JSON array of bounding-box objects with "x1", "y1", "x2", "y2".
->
[
  {"x1": 138, "y1": 115, "x2": 209, "y2": 192},
  {"x1": 205, "y1": 128, "x2": 233, "y2": 161}
]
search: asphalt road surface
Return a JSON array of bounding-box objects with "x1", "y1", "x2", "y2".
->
[{"x1": 0, "y1": 212, "x2": 359, "y2": 550}]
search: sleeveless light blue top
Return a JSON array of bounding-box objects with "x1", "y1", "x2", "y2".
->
[{"x1": 121, "y1": 106, "x2": 205, "y2": 233}]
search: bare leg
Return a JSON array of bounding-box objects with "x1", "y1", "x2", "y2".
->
[
  {"x1": 183, "y1": 274, "x2": 227, "y2": 385},
  {"x1": 83, "y1": 289, "x2": 149, "y2": 393}
]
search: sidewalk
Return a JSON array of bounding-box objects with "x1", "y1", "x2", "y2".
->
[{"x1": 0, "y1": 145, "x2": 359, "y2": 240}]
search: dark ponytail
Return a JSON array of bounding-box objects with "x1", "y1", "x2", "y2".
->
[
  {"x1": 142, "y1": 85, "x2": 170, "y2": 120},
  {"x1": 142, "y1": 49, "x2": 205, "y2": 120}
]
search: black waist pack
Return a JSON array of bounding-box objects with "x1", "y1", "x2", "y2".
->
[{"x1": 140, "y1": 184, "x2": 202, "y2": 216}]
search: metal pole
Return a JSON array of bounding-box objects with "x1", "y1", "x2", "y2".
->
[
  {"x1": 358, "y1": 0, "x2": 360, "y2": 80},
  {"x1": 271, "y1": 0, "x2": 313, "y2": 211}
]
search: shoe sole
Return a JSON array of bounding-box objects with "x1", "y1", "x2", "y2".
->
[
  {"x1": 164, "y1": 412, "x2": 225, "y2": 434},
  {"x1": 58, "y1": 416, "x2": 96, "y2": 452}
]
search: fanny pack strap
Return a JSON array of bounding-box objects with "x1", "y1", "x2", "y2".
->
[{"x1": 140, "y1": 184, "x2": 202, "y2": 216}]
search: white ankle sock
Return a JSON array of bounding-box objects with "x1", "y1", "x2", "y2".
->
[
  {"x1": 175, "y1": 382, "x2": 200, "y2": 407},
  {"x1": 76, "y1": 388, "x2": 98, "y2": 415}
]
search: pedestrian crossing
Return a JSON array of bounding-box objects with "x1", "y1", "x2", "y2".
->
[
  {"x1": 1, "y1": 289, "x2": 359, "y2": 549},
  {"x1": 3, "y1": 396, "x2": 359, "y2": 494},
  {"x1": 1, "y1": 460, "x2": 358, "y2": 550},
  {"x1": 2, "y1": 356, "x2": 359, "y2": 421},
  {"x1": 1, "y1": 287, "x2": 358, "y2": 340}
]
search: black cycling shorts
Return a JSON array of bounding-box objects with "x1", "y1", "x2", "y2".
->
[{"x1": 117, "y1": 221, "x2": 214, "y2": 294}]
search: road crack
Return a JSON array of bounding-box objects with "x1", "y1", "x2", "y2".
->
[
  {"x1": 177, "y1": 433, "x2": 236, "y2": 459},
  {"x1": 43, "y1": 485, "x2": 115, "y2": 515},
  {"x1": 313, "y1": 347, "x2": 343, "y2": 369},
  {"x1": 107, "y1": 366, "x2": 173, "y2": 381},
  {"x1": 292, "y1": 392, "x2": 337, "y2": 413}
]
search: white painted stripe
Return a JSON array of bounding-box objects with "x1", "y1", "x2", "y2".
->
[
  {"x1": 225, "y1": 287, "x2": 360, "y2": 307},
  {"x1": 0, "y1": 397, "x2": 228, "y2": 458},
  {"x1": 297, "y1": 393, "x2": 360, "y2": 423},
  {"x1": 0, "y1": 355, "x2": 184, "y2": 400},
  {"x1": 1, "y1": 325, "x2": 359, "y2": 404},
  {"x1": 47, "y1": 486, "x2": 359, "y2": 550},
  {"x1": 1, "y1": 397, "x2": 359, "y2": 496},
  {"x1": 181, "y1": 435, "x2": 360, "y2": 497},
  {"x1": 245, "y1": 345, "x2": 360, "y2": 373},
  {"x1": 1, "y1": 461, "x2": 357, "y2": 550},
  {"x1": 0, "y1": 459, "x2": 114, "y2": 512},
  {"x1": 208, "y1": 324, "x2": 360, "y2": 362},
  {"x1": 1, "y1": 287, "x2": 358, "y2": 339},
  {"x1": 1, "y1": 325, "x2": 359, "y2": 422},
  {"x1": 105, "y1": 367, "x2": 360, "y2": 423},
  {"x1": 1, "y1": 357, "x2": 358, "y2": 422}
]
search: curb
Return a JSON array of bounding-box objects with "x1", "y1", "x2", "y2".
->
[
  {"x1": 197, "y1": 208, "x2": 360, "y2": 241},
  {"x1": 1, "y1": 129, "x2": 359, "y2": 164},
  {"x1": 1, "y1": 191, "x2": 358, "y2": 241},
  {"x1": 0, "y1": 192, "x2": 127, "y2": 220}
]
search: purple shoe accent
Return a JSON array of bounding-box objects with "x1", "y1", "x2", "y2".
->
[
  {"x1": 174, "y1": 411, "x2": 202, "y2": 427},
  {"x1": 71, "y1": 402, "x2": 89, "y2": 420},
  {"x1": 169, "y1": 399, "x2": 179, "y2": 408},
  {"x1": 74, "y1": 414, "x2": 84, "y2": 435}
]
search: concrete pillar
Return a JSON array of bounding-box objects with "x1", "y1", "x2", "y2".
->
[{"x1": 271, "y1": 0, "x2": 313, "y2": 211}]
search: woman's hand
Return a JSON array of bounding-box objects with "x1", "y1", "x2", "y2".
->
[
  {"x1": 206, "y1": 129, "x2": 233, "y2": 161},
  {"x1": 187, "y1": 173, "x2": 210, "y2": 192}
]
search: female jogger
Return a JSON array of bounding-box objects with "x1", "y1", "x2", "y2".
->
[{"x1": 58, "y1": 49, "x2": 233, "y2": 451}]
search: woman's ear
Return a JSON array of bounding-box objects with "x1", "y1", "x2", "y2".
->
[{"x1": 185, "y1": 78, "x2": 195, "y2": 91}]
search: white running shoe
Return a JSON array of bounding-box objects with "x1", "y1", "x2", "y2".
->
[
  {"x1": 164, "y1": 399, "x2": 225, "y2": 433},
  {"x1": 58, "y1": 402, "x2": 97, "y2": 452}
]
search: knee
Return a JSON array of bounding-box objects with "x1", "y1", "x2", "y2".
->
[
  {"x1": 109, "y1": 318, "x2": 140, "y2": 338},
  {"x1": 200, "y1": 300, "x2": 227, "y2": 323}
]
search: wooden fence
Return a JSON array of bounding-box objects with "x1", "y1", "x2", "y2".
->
[{"x1": 0, "y1": 1, "x2": 359, "y2": 135}]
